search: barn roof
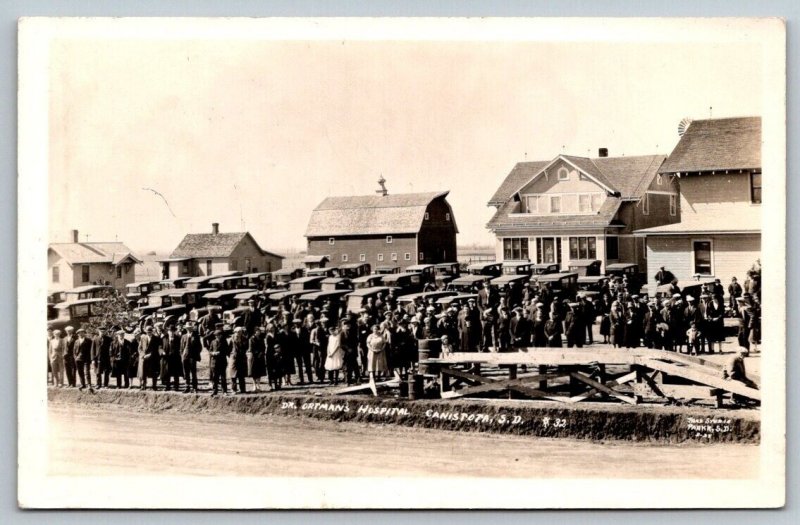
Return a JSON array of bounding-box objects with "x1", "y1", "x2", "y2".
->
[
  {"x1": 170, "y1": 232, "x2": 284, "y2": 259},
  {"x1": 49, "y1": 242, "x2": 142, "y2": 266},
  {"x1": 305, "y1": 191, "x2": 457, "y2": 237},
  {"x1": 659, "y1": 117, "x2": 761, "y2": 174}
]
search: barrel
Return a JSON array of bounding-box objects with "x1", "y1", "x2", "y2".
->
[
  {"x1": 417, "y1": 338, "x2": 441, "y2": 375},
  {"x1": 408, "y1": 374, "x2": 424, "y2": 400}
]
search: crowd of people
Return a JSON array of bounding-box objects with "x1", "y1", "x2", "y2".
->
[{"x1": 46, "y1": 265, "x2": 762, "y2": 396}]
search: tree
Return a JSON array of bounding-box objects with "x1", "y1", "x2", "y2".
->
[{"x1": 81, "y1": 288, "x2": 137, "y2": 333}]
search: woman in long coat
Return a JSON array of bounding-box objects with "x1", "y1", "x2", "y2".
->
[
  {"x1": 543, "y1": 311, "x2": 563, "y2": 348},
  {"x1": 247, "y1": 327, "x2": 267, "y2": 392},
  {"x1": 704, "y1": 296, "x2": 726, "y2": 353},
  {"x1": 609, "y1": 304, "x2": 625, "y2": 348},
  {"x1": 228, "y1": 328, "x2": 249, "y2": 393},
  {"x1": 324, "y1": 326, "x2": 344, "y2": 385},
  {"x1": 366, "y1": 325, "x2": 389, "y2": 378},
  {"x1": 531, "y1": 308, "x2": 547, "y2": 347}
]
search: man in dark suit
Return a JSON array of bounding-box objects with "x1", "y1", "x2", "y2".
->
[
  {"x1": 564, "y1": 303, "x2": 584, "y2": 348},
  {"x1": 288, "y1": 319, "x2": 313, "y2": 384},
  {"x1": 109, "y1": 330, "x2": 131, "y2": 388},
  {"x1": 91, "y1": 327, "x2": 112, "y2": 389},
  {"x1": 180, "y1": 324, "x2": 202, "y2": 393},
  {"x1": 73, "y1": 328, "x2": 93, "y2": 391},
  {"x1": 138, "y1": 326, "x2": 160, "y2": 391},
  {"x1": 161, "y1": 325, "x2": 183, "y2": 391},
  {"x1": 208, "y1": 330, "x2": 230, "y2": 395},
  {"x1": 241, "y1": 299, "x2": 263, "y2": 337},
  {"x1": 63, "y1": 326, "x2": 77, "y2": 387},
  {"x1": 654, "y1": 266, "x2": 675, "y2": 286}
]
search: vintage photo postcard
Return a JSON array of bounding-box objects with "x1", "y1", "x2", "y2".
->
[{"x1": 18, "y1": 17, "x2": 785, "y2": 508}]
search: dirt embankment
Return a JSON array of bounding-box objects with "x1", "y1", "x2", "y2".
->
[{"x1": 48, "y1": 388, "x2": 760, "y2": 444}]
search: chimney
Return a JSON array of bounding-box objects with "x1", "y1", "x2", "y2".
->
[
  {"x1": 212, "y1": 223, "x2": 219, "y2": 235},
  {"x1": 598, "y1": 148, "x2": 609, "y2": 158},
  {"x1": 71, "y1": 229, "x2": 79, "y2": 243},
  {"x1": 376, "y1": 175, "x2": 388, "y2": 197}
]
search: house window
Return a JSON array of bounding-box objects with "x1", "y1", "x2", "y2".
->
[
  {"x1": 377, "y1": 254, "x2": 384, "y2": 262},
  {"x1": 693, "y1": 241, "x2": 713, "y2": 275},
  {"x1": 535, "y1": 237, "x2": 560, "y2": 264},
  {"x1": 386, "y1": 236, "x2": 393, "y2": 244},
  {"x1": 445, "y1": 213, "x2": 451, "y2": 221},
  {"x1": 503, "y1": 238, "x2": 530, "y2": 260},
  {"x1": 182, "y1": 261, "x2": 189, "y2": 273},
  {"x1": 52, "y1": 266, "x2": 59, "y2": 283},
  {"x1": 578, "y1": 194, "x2": 591, "y2": 213},
  {"x1": 245, "y1": 257, "x2": 252, "y2": 272},
  {"x1": 557, "y1": 167, "x2": 569, "y2": 181},
  {"x1": 606, "y1": 236, "x2": 619, "y2": 260},
  {"x1": 342, "y1": 254, "x2": 348, "y2": 262},
  {"x1": 550, "y1": 196, "x2": 561, "y2": 213},
  {"x1": 419, "y1": 252, "x2": 424, "y2": 261},
  {"x1": 750, "y1": 172, "x2": 762, "y2": 203},
  {"x1": 116, "y1": 266, "x2": 122, "y2": 279},
  {"x1": 81, "y1": 265, "x2": 90, "y2": 283},
  {"x1": 328, "y1": 238, "x2": 335, "y2": 245},
  {"x1": 523, "y1": 195, "x2": 538, "y2": 213},
  {"x1": 424, "y1": 212, "x2": 430, "y2": 220},
  {"x1": 404, "y1": 253, "x2": 411, "y2": 261},
  {"x1": 656, "y1": 174, "x2": 663, "y2": 186},
  {"x1": 669, "y1": 195, "x2": 677, "y2": 216},
  {"x1": 591, "y1": 193, "x2": 602, "y2": 212},
  {"x1": 642, "y1": 193, "x2": 650, "y2": 215},
  {"x1": 206, "y1": 260, "x2": 212, "y2": 275},
  {"x1": 391, "y1": 253, "x2": 397, "y2": 261},
  {"x1": 359, "y1": 254, "x2": 366, "y2": 262},
  {"x1": 231, "y1": 260, "x2": 238, "y2": 271},
  {"x1": 569, "y1": 236, "x2": 597, "y2": 260}
]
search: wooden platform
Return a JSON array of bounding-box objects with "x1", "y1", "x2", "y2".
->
[{"x1": 422, "y1": 348, "x2": 760, "y2": 407}]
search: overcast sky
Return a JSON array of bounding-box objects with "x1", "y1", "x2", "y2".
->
[{"x1": 47, "y1": 31, "x2": 762, "y2": 254}]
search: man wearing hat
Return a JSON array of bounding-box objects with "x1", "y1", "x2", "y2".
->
[
  {"x1": 728, "y1": 276, "x2": 743, "y2": 314},
  {"x1": 161, "y1": 324, "x2": 184, "y2": 391},
  {"x1": 459, "y1": 298, "x2": 482, "y2": 352},
  {"x1": 110, "y1": 329, "x2": 131, "y2": 389},
  {"x1": 495, "y1": 306, "x2": 511, "y2": 352},
  {"x1": 208, "y1": 329, "x2": 230, "y2": 395},
  {"x1": 564, "y1": 302, "x2": 584, "y2": 348},
  {"x1": 667, "y1": 294, "x2": 685, "y2": 352},
  {"x1": 509, "y1": 306, "x2": 529, "y2": 351},
  {"x1": 723, "y1": 348, "x2": 759, "y2": 405},
  {"x1": 181, "y1": 324, "x2": 202, "y2": 393},
  {"x1": 74, "y1": 327, "x2": 93, "y2": 391},
  {"x1": 63, "y1": 326, "x2": 77, "y2": 387},
  {"x1": 91, "y1": 327, "x2": 113, "y2": 389},
  {"x1": 241, "y1": 299, "x2": 263, "y2": 337},
  {"x1": 642, "y1": 301, "x2": 663, "y2": 349},
  {"x1": 289, "y1": 318, "x2": 313, "y2": 385},
  {"x1": 654, "y1": 266, "x2": 675, "y2": 287},
  {"x1": 137, "y1": 325, "x2": 160, "y2": 391}
]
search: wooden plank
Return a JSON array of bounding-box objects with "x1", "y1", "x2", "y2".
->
[
  {"x1": 562, "y1": 370, "x2": 637, "y2": 404},
  {"x1": 442, "y1": 373, "x2": 565, "y2": 399},
  {"x1": 331, "y1": 378, "x2": 400, "y2": 395},
  {"x1": 643, "y1": 359, "x2": 760, "y2": 400},
  {"x1": 569, "y1": 372, "x2": 637, "y2": 405},
  {"x1": 428, "y1": 349, "x2": 639, "y2": 367}
]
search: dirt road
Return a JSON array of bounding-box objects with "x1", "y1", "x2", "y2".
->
[{"x1": 48, "y1": 405, "x2": 758, "y2": 479}]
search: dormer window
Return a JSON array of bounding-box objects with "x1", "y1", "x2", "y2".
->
[{"x1": 557, "y1": 167, "x2": 569, "y2": 181}]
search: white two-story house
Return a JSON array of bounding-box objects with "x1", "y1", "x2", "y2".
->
[
  {"x1": 635, "y1": 117, "x2": 761, "y2": 286},
  {"x1": 487, "y1": 150, "x2": 680, "y2": 273}
]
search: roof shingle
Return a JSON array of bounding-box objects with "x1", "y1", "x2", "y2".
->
[
  {"x1": 170, "y1": 232, "x2": 283, "y2": 259},
  {"x1": 305, "y1": 191, "x2": 454, "y2": 237},
  {"x1": 49, "y1": 242, "x2": 141, "y2": 265},
  {"x1": 659, "y1": 117, "x2": 761, "y2": 174}
]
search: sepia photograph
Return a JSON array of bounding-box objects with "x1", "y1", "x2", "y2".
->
[{"x1": 17, "y1": 17, "x2": 786, "y2": 509}]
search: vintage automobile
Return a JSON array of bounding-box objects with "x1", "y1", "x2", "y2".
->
[
  {"x1": 184, "y1": 275, "x2": 219, "y2": 290},
  {"x1": 156, "y1": 288, "x2": 216, "y2": 326},
  {"x1": 288, "y1": 275, "x2": 326, "y2": 292},
  {"x1": 337, "y1": 262, "x2": 372, "y2": 279},
  {"x1": 605, "y1": 263, "x2": 644, "y2": 294},
  {"x1": 63, "y1": 284, "x2": 114, "y2": 303},
  {"x1": 405, "y1": 264, "x2": 436, "y2": 283},
  {"x1": 500, "y1": 261, "x2": 534, "y2": 277},
  {"x1": 465, "y1": 262, "x2": 502, "y2": 277},
  {"x1": 567, "y1": 259, "x2": 602, "y2": 277},
  {"x1": 530, "y1": 263, "x2": 560, "y2": 276},
  {"x1": 433, "y1": 262, "x2": 461, "y2": 287},
  {"x1": 446, "y1": 274, "x2": 490, "y2": 293},
  {"x1": 188, "y1": 305, "x2": 223, "y2": 324},
  {"x1": 203, "y1": 288, "x2": 257, "y2": 312},
  {"x1": 297, "y1": 289, "x2": 351, "y2": 314},
  {"x1": 352, "y1": 274, "x2": 388, "y2": 290},
  {"x1": 396, "y1": 290, "x2": 458, "y2": 308},
  {"x1": 576, "y1": 275, "x2": 607, "y2": 292},
  {"x1": 536, "y1": 272, "x2": 580, "y2": 299},
  {"x1": 436, "y1": 293, "x2": 479, "y2": 310},
  {"x1": 209, "y1": 275, "x2": 250, "y2": 291},
  {"x1": 159, "y1": 277, "x2": 191, "y2": 289},
  {"x1": 124, "y1": 281, "x2": 163, "y2": 307},
  {"x1": 489, "y1": 273, "x2": 530, "y2": 288},
  {"x1": 305, "y1": 267, "x2": 340, "y2": 278},
  {"x1": 380, "y1": 272, "x2": 425, "y2": 294},
  {"x1": 320, "y1": 277, "x2": 352, "y2": 291},
  {"x1": 243, "y1": 272, "x2": 273, "y2": 290},
  {"x1": 344, "y1": 286, "x2": 399, "y2": 314},
  {"x1": 657, "y1": 277, "x2": 718, "y2": 302},
  {"x1": 374, "y1": 265, "x2": 401, "y2": 275},
  {"x1": 47, "y1": 290, "x2": 67, "y2": 305},
  {"x1": 272, "y1": 268, "x2": 304, "y2": 285},
  {"x1": 47, "y1": 302, "x2": 58, "y2": 321},
  {"x1": 136, "y1": 289, "x2": 175, "y2": 320},
  {"x1": 47, "y1": 298, "x2": 109, "y2": 331}
]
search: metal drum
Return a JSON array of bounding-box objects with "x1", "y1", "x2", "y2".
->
[{"x1": 417, "y1": 338, "x2": 441, "y2": 376}]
